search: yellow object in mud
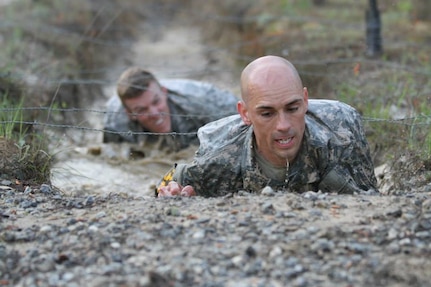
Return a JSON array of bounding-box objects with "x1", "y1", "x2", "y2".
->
[{"x1": 155, "y1": 164, "x2": 176, "y2": 196}]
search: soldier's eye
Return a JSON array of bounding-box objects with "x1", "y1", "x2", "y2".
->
[
  {"x1": 132, "y1": 108, "x2": 147, "y2": 116},
  {"x1": 261, "y1": 111, "x2": 273, "y2": 117}
]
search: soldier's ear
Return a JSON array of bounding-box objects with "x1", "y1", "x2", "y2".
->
[
  {"x1": 237, "y1": 101, "x2": 251, "y2": 125},
  {"x1": 303, "y1": 87, "x2": 309, "y2": 111},
  {"x1": 161, "y1": 86, "x2": 168, "y2": 95}
]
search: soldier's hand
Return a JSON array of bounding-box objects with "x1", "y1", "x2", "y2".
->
[{"x1": 158, "y1": 181, "x2": 196, "y2": 197}]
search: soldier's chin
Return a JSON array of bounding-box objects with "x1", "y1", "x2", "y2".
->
[
  {"x1": 276, "y1": 149, "x2": 295, "y2": 163},
  {"x1": 153, "y1": 127, "x2": 168, "y2": 133},
  {"x1": 156, "y1": 118, "x2": 172, "y2": 132},
  {"x1": 156, "y1": 123, "x2": 171, "y2": 133},
  {"x1": 144, "y1": 123, "x2": 167, "y2": 133}
]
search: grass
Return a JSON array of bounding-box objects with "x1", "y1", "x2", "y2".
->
[
  {"x1": 0, "y1": 72, "x2": 52, "y2": 184},
  {"x1": 0, "y1": 95, "x2": 25, "y2": 143},
  {"x1": 293, "y1": 1, "x2": 431, "y2": 162}
]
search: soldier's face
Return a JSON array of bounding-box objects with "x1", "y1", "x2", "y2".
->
[
  {"x1": 124, "y1": 81, "x2": 171, "y2": 133},
  {"x1": 238, "y1": 79, "x2": 308, "y2": 167}
]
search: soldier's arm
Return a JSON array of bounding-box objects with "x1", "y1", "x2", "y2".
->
[
  {"x1": 347, "y1": 109, "x2": 379, "y2": 191},
  {"x1": 156, "y1": 158, "x2": 241, "y2": 197},
  {"x1": 319, "y1": 109, "x2": 378, "y2": 194}
]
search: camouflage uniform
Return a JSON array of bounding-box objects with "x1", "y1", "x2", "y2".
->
[
  {"x1": 103, "y1": 79, "x2": 238, "y2": 151},
  {"x1": 159, "y1": 99, "x2": 378, "y2": 196}
]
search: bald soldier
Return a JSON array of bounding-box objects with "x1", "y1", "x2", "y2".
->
[{"x1": 157, "y1": 55, "x2": 378, "y2": 197}]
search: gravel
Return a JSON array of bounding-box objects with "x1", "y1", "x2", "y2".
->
[{"x1": 1, "y1": 182, "x2": 430, "y2": 287}]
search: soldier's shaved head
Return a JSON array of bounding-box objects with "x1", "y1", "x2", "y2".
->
[
  {"x1": 240, "y1": 55, "x2": 303, "y2": 104},
  {"x1": 236, "y1": 55, "x2": 309, "y2": 166}
]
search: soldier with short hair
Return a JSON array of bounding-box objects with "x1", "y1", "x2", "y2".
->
[
  {"x1": 103, "y1": 67, "x2": 238, "y2": 151},
  {"x1": 157, "y1": 55, "x2": 378, "y2": 196}
]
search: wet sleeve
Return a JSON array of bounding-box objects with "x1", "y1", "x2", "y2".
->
[
  {"x1": 163, "y1": 155, "x2": 242, "y2": 197},
  {"x1": 319, "y1": 166, "x2": 364, "y2": 194},
  {"x1": 319, "y1": 110, "x2": 378, "y2": 194},
  {"x1": 348, "y1": 111, "x2": 379, "y2": 192}
]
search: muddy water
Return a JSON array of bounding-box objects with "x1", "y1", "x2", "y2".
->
[
  {"x1": 51, "y1": 143, "x2": 197, "y2": 197},
  {"x1": 50, "y1": 25, "x2": 239, "y2": 197}
]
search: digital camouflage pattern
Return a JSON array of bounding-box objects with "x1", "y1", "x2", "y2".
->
[
  {"x1": 157, "y1": 99, "x2": 378, "y2": 196},
  {"x1": 103, "y1": 79, "x2": 238, "y2": 151}
]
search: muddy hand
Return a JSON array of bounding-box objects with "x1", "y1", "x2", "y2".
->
[{"x1": 158, "y1": 181, "x2": 196, "y2": 197}]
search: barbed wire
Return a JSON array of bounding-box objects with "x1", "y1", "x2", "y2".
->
[
  {"x1": 0, "y1": 112, "x2": 429, "y2": 138},
  {"x1": 1, "y1": 107, "x2": 430, "y2": 123},
  {"x1": 0, "y1": 120, "x2": 197, "y2": 136},
  {"x1": 362, "y1": 116, "x2": 431, "y2": 125},
  {"x1": 0, "y1": 107, "x2": 236, "y2": 118}
]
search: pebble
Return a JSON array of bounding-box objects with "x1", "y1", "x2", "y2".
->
[{"x1": 261, "y1": 186, "x2": 275, "y2": 196}]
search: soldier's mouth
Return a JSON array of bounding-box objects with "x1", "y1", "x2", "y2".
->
[
  {"x1": 276, "y1": 138, "x2": 293, "y2": 145},
  {"x1": 155, "y1": 117, "x2": 164, "y2": 125}
]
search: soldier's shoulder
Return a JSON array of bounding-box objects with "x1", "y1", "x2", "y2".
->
[
  {"x1": 104, "y1": 96, "x2": 131, "y2": 131},
  {"x1": 106, "y1": 96, "x2": 123, "y2": 111},
  {"x1": 197, "y1": 115, "x2": 248, "y2": 151},
  {"x1": 308, "y1": 99, "x2": 356, "y2": 112},
  {"x1": 307, "y1": 99, "x2": 360, "y2": 122},
  {"x1": 161, "y1": 79, "x2": 213, "y2": 94},
  {"x1": 306, "y1": 99, "x2": 363, "y2": 143}
]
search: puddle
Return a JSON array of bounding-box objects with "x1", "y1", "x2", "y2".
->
[{"x1": 51, "y1": 142, "x2": 197, "y2": 197}]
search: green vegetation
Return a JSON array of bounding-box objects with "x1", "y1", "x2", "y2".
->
[
  {"x1": 0, "y1": 77, "x2": 51, "y2": 184},
  {"x1": 0, "y1": 95, "x2": 25, "y2": 142}
]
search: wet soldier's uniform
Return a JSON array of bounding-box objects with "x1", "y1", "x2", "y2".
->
[
  {"x1": 103, "y1": 79, "x2": 239, "y2": 151},
  {"x1": 157, "y1": 99, "x2": 378, "y2": 196}
]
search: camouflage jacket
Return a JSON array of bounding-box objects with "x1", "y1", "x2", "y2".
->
[
  {"x1": 161, "y1": 99, "x2": 378, "y2": 196},
  {"x1": 103, "y1": 79, "x2": 238, "y2": 151}
]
